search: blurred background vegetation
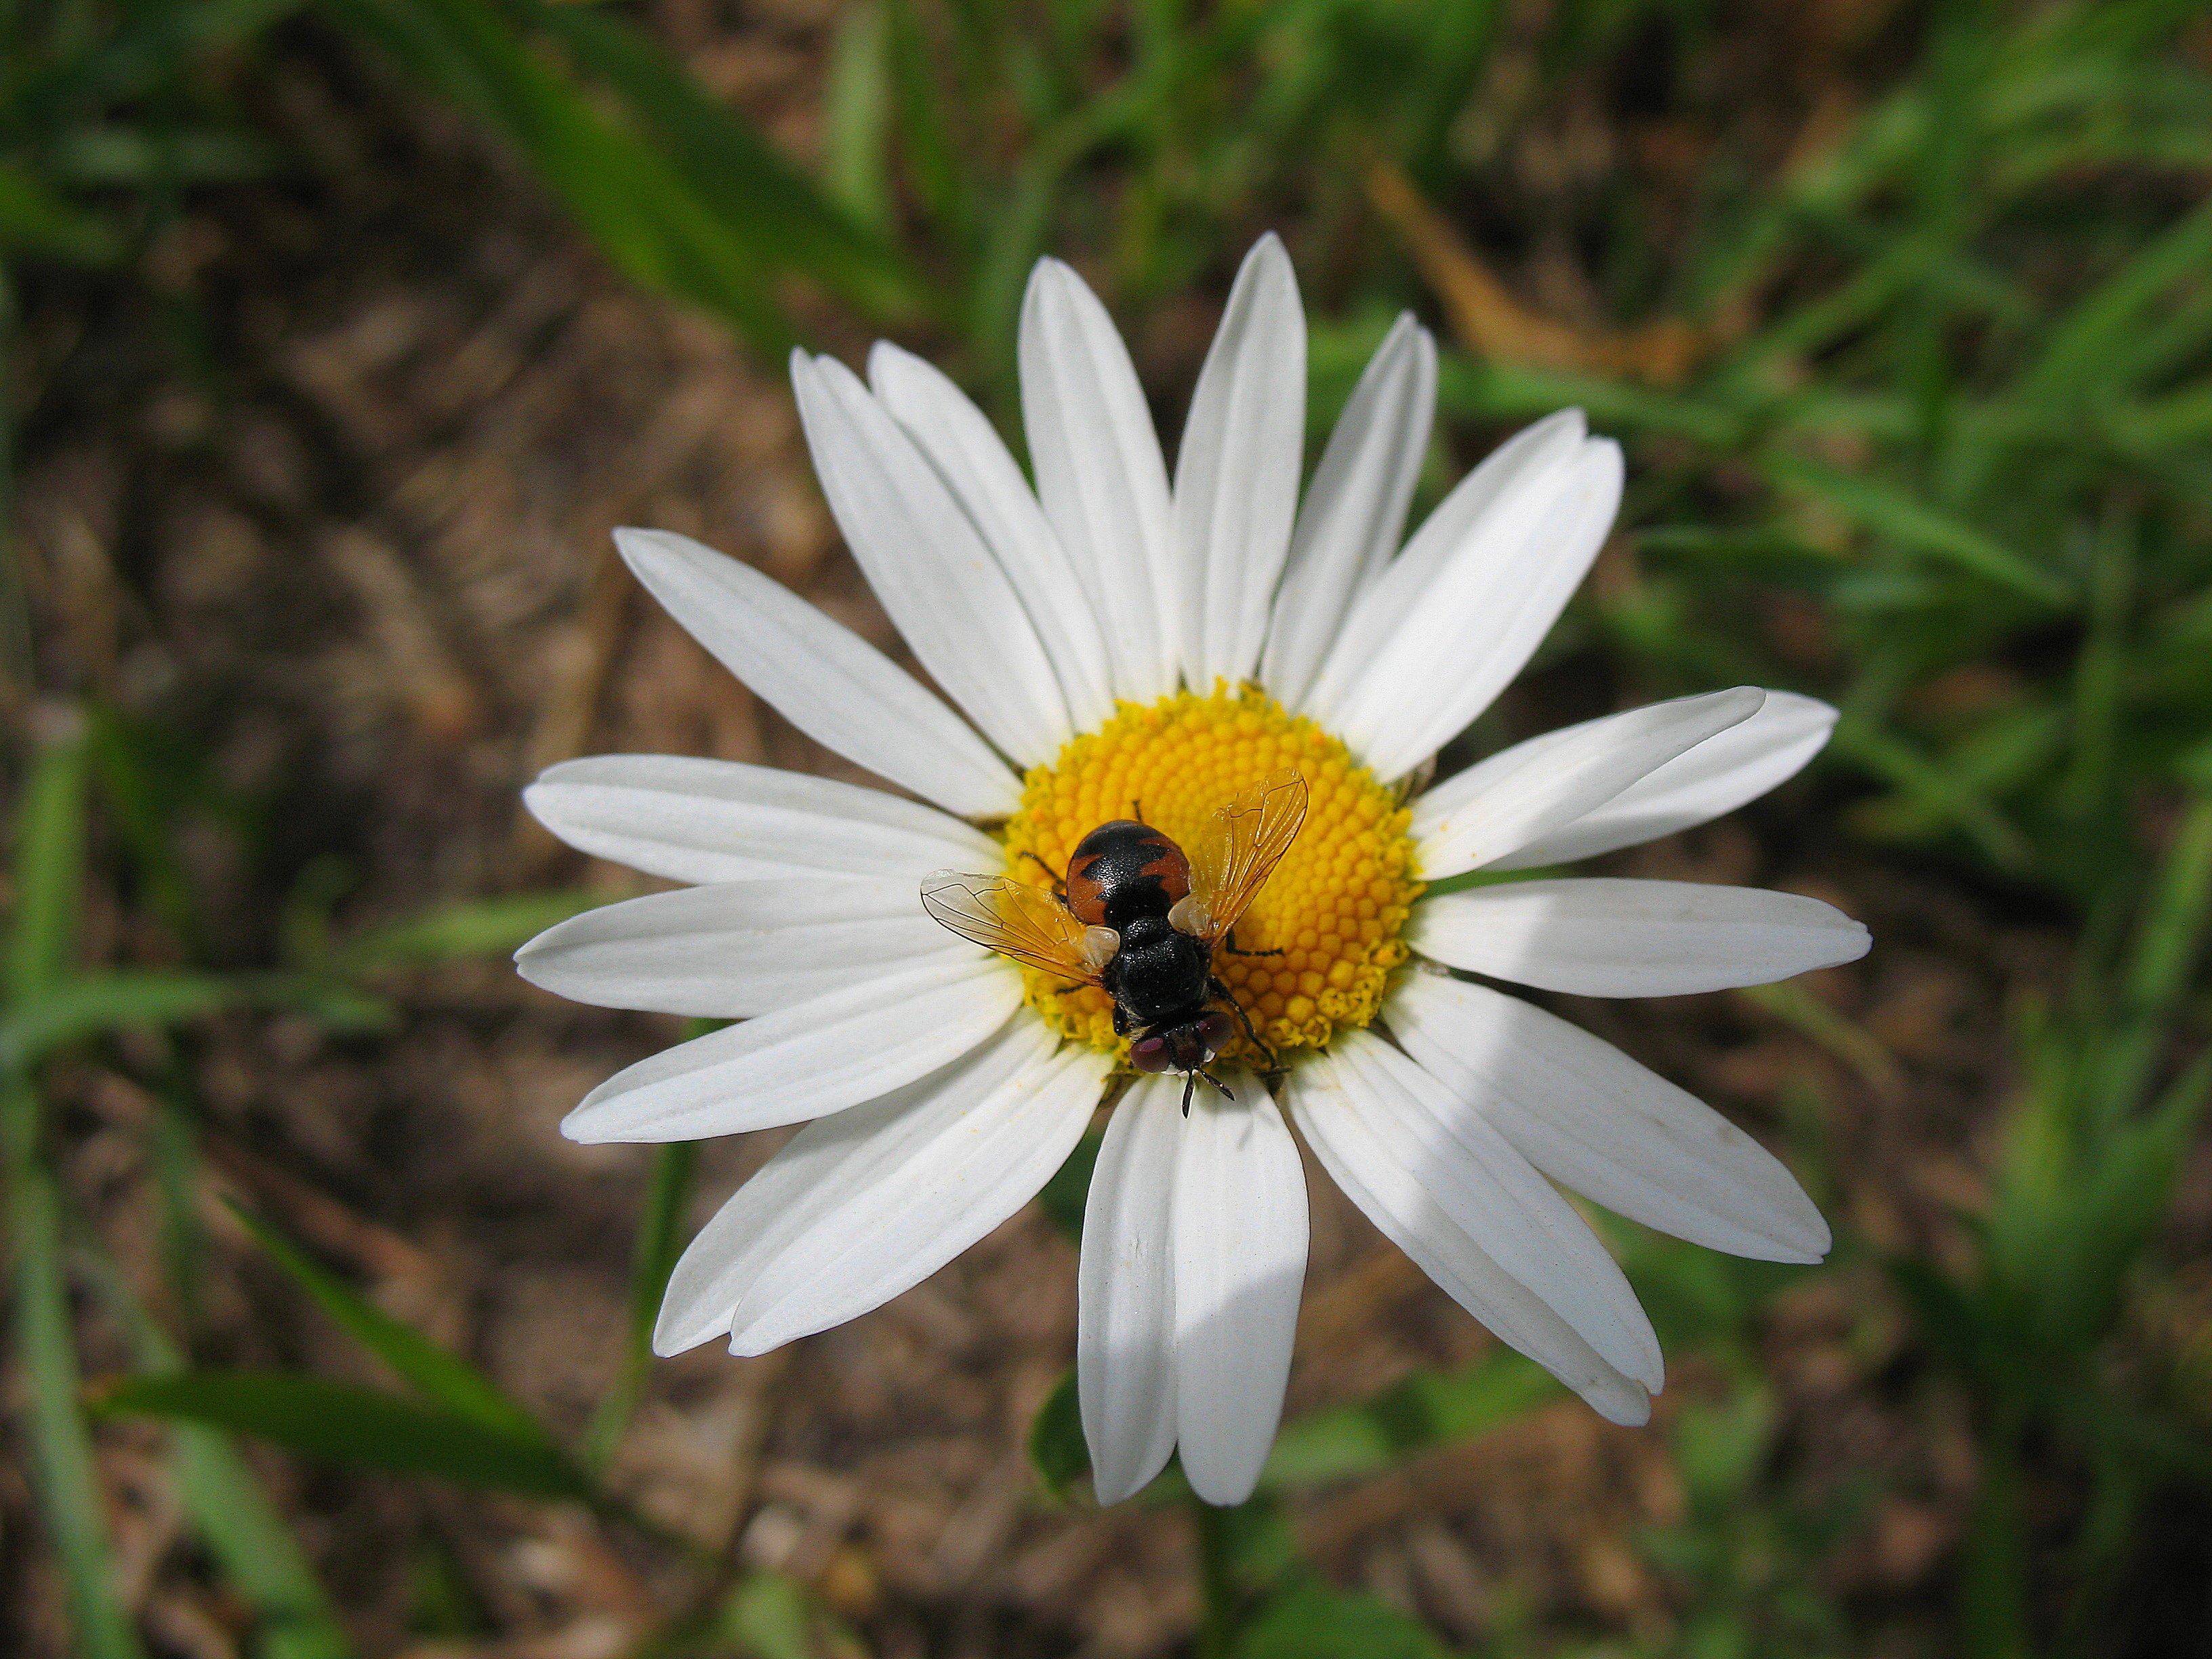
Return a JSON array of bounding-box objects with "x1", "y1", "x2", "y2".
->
[{"x1": 3, "y1": 0, "x2": 2211, "y2": 1654}]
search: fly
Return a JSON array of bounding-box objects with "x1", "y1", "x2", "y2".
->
[{"x1": 922, "y1": 770, "x2": 1309, "y2": 1115}]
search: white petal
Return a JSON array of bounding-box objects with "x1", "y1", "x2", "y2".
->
[
  {"x1": 792, "y1": 353, "x2": 1071, "y2": 764},
  {"x1": 524, "y1": 754, "x2": 1002, "y2": 886},
  {"x1": 1411, "y1": 878, "x2": 1871, "y2": 997},
  {"x1": 560, "y1": 960, "x2": 1019, "y2": 1143},
  {"x1": 1285, "y1": 1040, "x2": 1654, "y2": 1425},
  {"x1": 653, "y1": 1019, "x2": 1098, "y2": 1353},
  {"x1": 1261, "y1": 313, "x2": 1435, "y2": 708},
  {"x1": 1079, "y1": 1073, "x2": 1183, "y2": 1504},
  {"x1": 723, "y1": 1026, "x2": 1112, "y2": 1354},
  {"x1": 1414, "y1": 689, "x2": 1767, "y2": 880},
  {"x1": 1324, "y1": 438, "x2": 1623, "y2": 781},
  {"x1": 1390, "y1": 972, "x2": 1830, "y2": 1262},
  {"x1": 656, "y1": 1139, "x2": 817, "y2": 1357},
  {"x1": 1497, "y1": 691, "x2": 1839, "y2": 869},
  {"x1": 515, "y1": 880, "x2": 969, "y2": 1019},
  {"x1": 1334, "y1": 1031, "x2": 1660, "y2": 1387},
  {"x1": 1172, "y1": 1066, "x2": 1307, "y2": 1505},
  {"x1": 1300, "y1": 409, "x2": 1585, "y2": 726},
  {"x1": 1019, "y1": 259, "x2": 1180, "y2": 701},
  {"x1": 1175, "y1": 234, "x2": 1306, "y2": 690},
  {"x1": 867, "y1": 342, "x2": 1117, "y2": 732},
  {"x1": 615, "y1": 529, "x2": 1019, "y2": 820}
]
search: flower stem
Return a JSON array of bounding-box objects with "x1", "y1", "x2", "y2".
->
[{"x1": 1193, "y1": 1498, "x2": 1240, "y2": 1659}]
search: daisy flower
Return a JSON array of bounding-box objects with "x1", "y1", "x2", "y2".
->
[{"x1": 516, "y1": 234, "x2": 1868, "y2": 1507}]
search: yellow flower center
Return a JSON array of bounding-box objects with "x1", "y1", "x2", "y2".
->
[{"x1": 1002, "y1": 687, "x2": 1422, "y2": 1065}]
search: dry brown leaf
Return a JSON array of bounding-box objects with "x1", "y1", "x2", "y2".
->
[{"x1": 1362, "y1": 159, "x2": 1706, "y2": 387}]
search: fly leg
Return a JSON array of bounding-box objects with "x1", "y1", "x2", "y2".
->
[
  {"x1": 1208, "y1": 975, "x2": 1279, "y2": 1072},
  {"x1": 1223, "y1": 927, "x2": 1282, "y2": 958},
  {"x1": 1017, "y1": 850, "x2": 1068, "y2": 902},
  {"x1": 1181, "y1": 1067, "x2": 1235, "y2": 1117}
]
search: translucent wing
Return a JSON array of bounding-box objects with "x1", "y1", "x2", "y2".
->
[
  {"x1": 920, "y1": 872, "x2": 1107, "y2": 985},
  {"x1": 1185, "y1": 769, "x2": 1309, "y2": 944}
]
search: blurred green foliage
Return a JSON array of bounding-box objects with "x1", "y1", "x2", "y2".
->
[
  {"x1": 4, "y1": 0, "x2": 2210, "y2": 1655},
  {"x1": 0, "y1": 714, "x2": 618, "y2": 1656}
]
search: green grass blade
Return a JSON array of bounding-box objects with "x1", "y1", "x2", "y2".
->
[
  {"x1": 1959, "y1": 1422, "x2": 2032, "y2": 1659},
  {"x1": 226, "y1": 1203, "x2": 554, "y2": 1445},
  {"x1": 83, "y1": 1135, "x2": 356, "y2": 1659},
  {"x1": 2059, "y1": 509, "x2": 2135, "y2": 821},
  {"x1": 1761, "y1": 452, "x2": 2070, "y2": 605},
  {"x1": 0, "y1": 268, "x2": 27, "y2": 695},
  {"x1": 823, "y1": 1, "x2": 895, "y2": 233},
  {"x1": 885, "y1": 0, "x2": 972, "y2": 245},
  {"x1": 1829, "y1": 715, "x2": 2035, "y2": 872},
  {"x1": 5, "y1": 1088, "x2": 146, "y2": 1659},
  {"x1": 965, "y1": 150, "x2": 1065, "y2": 396},
  {"x1": 583, "y1": 1139, "x2": 697, "y2": 1467},
  {"x1": 1431, "y1": 348, "x2": 1742, "y2": 445},
  {"x1": 93, "y1": 1372, "x2": 595, "y2": 1501},
  {"x1": 2063, "y1": 1050, "x2": 2212, "y2": 1348},
  {"x1": 322, "y1": 0, "x2": 796, "y2": 351},
  {"x1": 1731, "y1": 225, "x2": 1962, "y2": 371},
  {"x1": 167, "y1": 1426, "x2": 354, "y2": 1659},
  {"x1": 0, "y1": 972, "x2": 236, "y2": 1068},
  {"x1": 333, "y1": 889, "x2": 602, "y2": 972},
  {"x1": 2023, "y1": 194, "x2": 2212, "y2": 405},
  {"x1": 1, "y1": 722, "x2": 138, "y2": 1654},
  {"x1": 1850, "y1": 705, "x2": 2066, "y2": 851},
  {"x1": 9, "y1": 718, "x2": 91, "y2": 1001},
  {"x1": 513, "y1": 0, "x2": 920, "y2": 321},
  {"x1": 626, "y1": 1142, "x2": 699, "y2": 1353},
  {"x1": 0, "y1": 971, "x2": 390, "y2": 1070},
  {"x1": 2090, "y1": 798, "x2": 2212, "y2": 1120},
  {"x1": 2123, "y1": 795, "x2": 2212, "y2": 1017},
  {"x1": 97, "y1": 1283, "x2": 353, "y2": 1659}
]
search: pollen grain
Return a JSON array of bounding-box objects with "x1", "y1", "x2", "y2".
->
[{"x1": 1001, "y1": 687, "x2": 1421, "y2": 1065}]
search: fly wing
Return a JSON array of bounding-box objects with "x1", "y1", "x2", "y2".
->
[
  {"x1": 920, "y1": 872, "x2": 1107, "y2": 985},
  {"x1": 1186, "y1": 769, "x2": 1309, "y2": 944}
]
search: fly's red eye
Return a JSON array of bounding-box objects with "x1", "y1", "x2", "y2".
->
[
  {"x1": 1130, "y1": 1035, "x2": 1173, "y2": 1073},
  {"x1": 1197, "y1": 1010, "x2": 1234, "y2": 1057}
]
